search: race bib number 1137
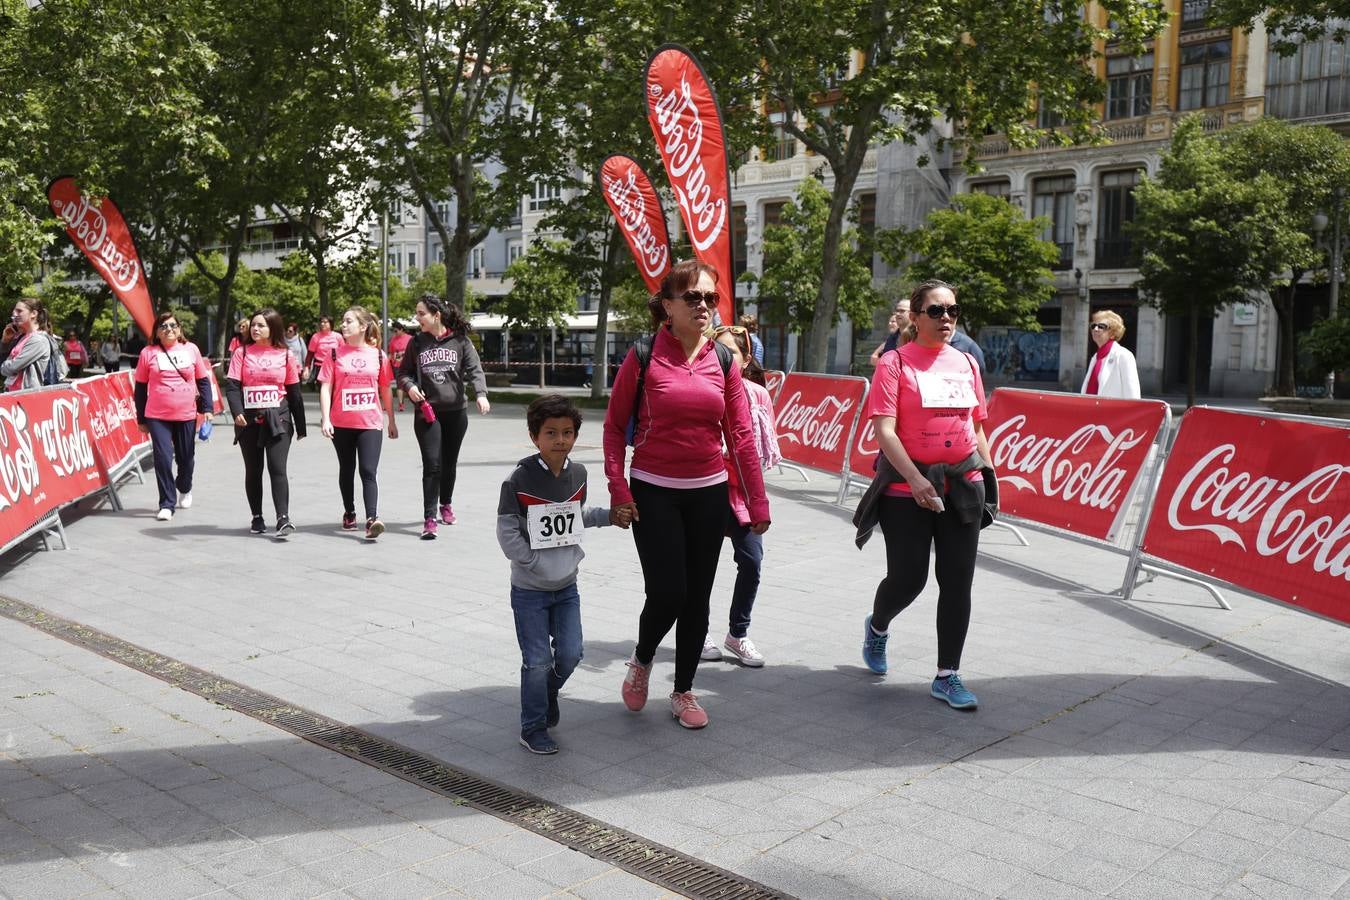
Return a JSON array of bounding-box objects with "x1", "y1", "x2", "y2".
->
[{"x1": 527, "y1": 501, "x2": 583, "y2": 549}]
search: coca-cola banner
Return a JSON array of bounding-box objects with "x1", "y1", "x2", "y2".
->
[
  {"x1": 772, "y1": 373, "x2": 869, "y2": 475},
  {"x1": 0, "y1": 387, "x2": 107, "y2": 550},
  {"x1": 764, "y1": 370, "x2": 785, "y2": 403},
  {"x1": 599, "y1": 154, "x2": 672, "y2": 295},
  {"x1": 1142, "y1": 408, "x2": 1350, "y2": 625},
  {"x1": 644, "y1": 45, "x2": 735, "y2": 327},
  {"x1": 72, "y1": 372, "x2": 144, "y2": 475},
  {"x1": 985, "y1": 389, "x2": 1167, "y2": 542},
  {"x1": 47, "y1": 177, "x2": 156, "y2": 339},
  {"x1": 849, "y1": 415, "x2": 881, "y2": 480}
]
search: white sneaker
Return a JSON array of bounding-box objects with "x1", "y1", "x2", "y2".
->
[
  {"x1": 723, "y1": 635, "x2": 764, "y2": 667},
  {"x1": 155, "y1": 508, "x2": 173, "y2": 522},
  {"x1": 700, "y1": 636, "x2": 722, "y2": 661},
  {"x1": 178, "y1": 491, "x2": 193, "y2": 509}
]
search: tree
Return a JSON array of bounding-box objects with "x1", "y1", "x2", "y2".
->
[
  {"x1": 876, "y1": 192, "x2": 1059, "y2": 335},
  {"x1": 742, "y1": 0, "x2": 1167, "y2": 372},
  {"x1": 1305, "y1": 313, "x2": 1350, "y2": 385},
  {"x1": 1209, "y1": 0, "x2": 1350, "y2": 51},
  {"x1": 501, "y1": 241, "x2": 580, "y2": 388},
  {"x1": 1131, "y1": 117, "x2": 1298, "y2": 406},
  {"x1": 757, "y1": 177, "x2": 877, "y2": 355}
]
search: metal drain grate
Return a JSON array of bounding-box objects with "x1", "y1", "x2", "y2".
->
[{"x1": 0, "y1": 595, "x2": 791, "y2": 900}]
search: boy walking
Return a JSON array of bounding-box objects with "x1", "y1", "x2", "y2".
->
[{"x1": 497, "y1": 395, "x2": 631, "y2": 754}]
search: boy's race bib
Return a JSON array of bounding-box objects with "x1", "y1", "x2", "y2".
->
[
  {"x1": 341, "y1": 388, "x2": 378, "y2": 412},
  {"x1": 243, "y1": 385, "x2": 283, "y2": 409},
  {"x1": 527, "y1": 501, "x2": 583, "y2": 549},
  {"x1": 914, "y1": 370, "x2": 977, "y2": 410}
]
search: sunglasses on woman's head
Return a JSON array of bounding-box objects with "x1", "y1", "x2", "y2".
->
[
  {"x1": 921, "y1": 304, "x2": 960, "y2": 320},
  {"x1": 677, "y1": 290, "x2": 719, "y2": 308},
  {"x1": 714, "y1": 325, "x2": 747, "y2": 335}
]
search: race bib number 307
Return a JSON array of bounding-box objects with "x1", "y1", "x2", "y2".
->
[{"x1": 527, "y1": 501, "x2": 583, "y2": 549}]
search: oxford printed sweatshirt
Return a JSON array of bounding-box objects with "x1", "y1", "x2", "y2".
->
[{"x1": 396, "y1": 330, "x2": 487, "y2": 411}]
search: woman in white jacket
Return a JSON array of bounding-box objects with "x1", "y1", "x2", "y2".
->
[{"x1": 1081, "y1": 310, "x2": 1141, "y2": 399}]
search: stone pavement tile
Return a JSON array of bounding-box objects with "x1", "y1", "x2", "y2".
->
[
  {"x1": 1250, "y1": 849, "x2": 1350, "y2": 896},
  {"x1": 112, "y1": 864, "x2": 229, "y2": 900},
  {"x1": 819, "y1": 852, "x2": 927, "y2": 899},
  {"x1": 197, "y1": 845, "x2": 297, "y2": 888},
  {"x1": 1174, "y1": 827, "x2": 1273, "y2": 869},
  {"x1": 343, "y1": 867, "x2": 448, "y2": 900},
  {"x1": 409, "y1": 847, "x2": 520, "y2": 888},
  {"x1": 1275, "y1": 826, "x2": 1350, "y2": 868},
  {"x1": 299, "y1": 847, "x2": 409, "y2": 890},
  {"x1": 1035, "y1": 852, "x2": 1133, "y2": 894},
  {"x1": 1, "y1": 863, "x2": 113, "y2": 900},
  {"x1": 1222, "y1": 872, "x2": 1327, "y2": 900},
  {"x1": 1108, "y1": 871, "x2": 1222, "y2": 900},
  {"x1": 930, "y1": 849, "x2": 1035, "y2": 897},
  {"x1": 513, "y1": 848, "x2": 613, "y2": 889},
  {"x1": 1205, "y1": 807, "x2": 1299, "y2": 847},
  {"x1": 475, "y1": 830, "x2": 571, "y2": 867},
  {"x1": 1146, "y1": 849, "x2": 1246, "y2": 893},
  {"x1": 227, "y1": 864, "x2": 337, "y2": 900},
  {"x1": 1001, "y1": 873, "x2": 1108, "y2": 900},
  {"x1": 365, "y1": 826, "x2": 464, "y2": 865},
  {"x1": 559, "y1": 869, "x2": 674, "y2": 899}
]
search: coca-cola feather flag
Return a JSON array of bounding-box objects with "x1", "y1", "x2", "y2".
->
[
  {"x1": 644, "y1": 44, "x2": 736, "y2": 326},
  {"x1": 598, "y1": 154, "x2": 672, "y2": 295},
  {"x1": 47, "y1": 177, "x2": 156, "y2": 339}
]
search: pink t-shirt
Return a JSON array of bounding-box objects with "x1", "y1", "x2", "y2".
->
[
  {"x1": 227, "y1": 345, "x2": 299, "y2": 410},
  {"x1": 135, "y1": 342, "x2": 210, "y2": 421},
  {"x1": 307, "y1": 330, "x2": 340, "y2": 364},
  {"x1": 867, "y1": 342, "x2": 988, "y2": 497},
  {"x1": 318, "y1": 343, "x2": 392, "y2": 430},
  {"x1": 388, "y1": 332, "x2": 411, "y2": 370}
]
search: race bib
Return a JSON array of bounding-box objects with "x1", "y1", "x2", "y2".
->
[
  {"x1": 914, "y1": 370, "x2": 977, "y2": 410},
  {"x1": 341, "y1": 387, "x2": 378, "y2": 412},
  {"x1": 527, "y1": 501, "x2": 583, "y2": 549},
  {"x1": 243, "y1": 385, "x2": 282, "y2": 409}
]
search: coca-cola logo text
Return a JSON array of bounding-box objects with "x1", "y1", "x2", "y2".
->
[
  {"x1": 32, "y1": 397, "x2": 97, "y2": 479},
  {"x1": 603, "y1": 168, "x2": 669, "y2": 279},
  {"x1": 650, "y1": 75, "x2": 727, "y2": 253},
  {"x1": 987, "y1": 414, "x2": 1149, "y2": 510},
  {"x1": 776, "y1": 391, "x2": 852, "y2": 453},
  {"x1": 52, "y1": 196, "x2": 142, "y2": 294},
  {"x1": 0, "y1": 404, "x2": 39, "y2": 512}
]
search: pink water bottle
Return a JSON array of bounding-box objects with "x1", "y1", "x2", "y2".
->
[{"x1": 418, "y1": 400, "x2": 436, "y2": 424}]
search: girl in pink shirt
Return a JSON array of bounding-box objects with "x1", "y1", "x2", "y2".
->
[
  {"x1": 319, "y1": 307, "x2": 398, "y2": 540},
  {"x1": 862, "y1": 281, "x2": 992, "y2": 711},
  {"x1": 601, "y1": 260, "x2": 770, "y2": 730},
  {"x1": 225, "y1": 308, "x2": 306, "y2": 536},
  {"x1": 133, "y1": 311, "x2": 213, "y2": 521}
]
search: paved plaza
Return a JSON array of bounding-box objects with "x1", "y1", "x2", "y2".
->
[{"x1": 2, "y1": 398, "x2": 1349, "y2": 899}]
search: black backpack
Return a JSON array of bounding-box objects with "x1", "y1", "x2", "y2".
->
[
  {"x1": 42, "y1": 334, "x2": 68, "y2": 385},
  {"x1": 625, "y1": 335, "x2": 733, "y2": 445}
]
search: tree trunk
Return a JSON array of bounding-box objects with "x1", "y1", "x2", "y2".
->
[
  {"x1": 1272, "y1": 283, "x2": 1297, "y2": 396},
  {"x1": 314, "y1": 249, "x2": 330, "y2": 320},
  {"x1": 1187, "y1": 304, "x2": 1199, "y2": 408},
  {"x1": 538, "y1": 328, "x2": 546, "y2": 388},
  {"x1": 591, "y1": 227, "x2": 623, "y2": 400}
]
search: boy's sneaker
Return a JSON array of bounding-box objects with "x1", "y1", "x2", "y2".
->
[
  {"x1": 931, "y1": 673, "x2": 978, "y2": 710},
  {"x1": 700, "y1": 636, "x2": 722, "y2": 661},
  {"x1": 439, "y1": 503, "x2": 456, "y2": 525},
  {"x1": 155, "y1": 508, "x2": 173, "y2": 522},
  {"x1": 276, "y1": 516, "x2": 295, "y2": 536},
  {"x1": 546, "y1": 691, "x2": 560, "y2": 728},
  {"x1": 178, "y1": 491, "x2": 193, "y2": 509},
  {"x1": 519, "y1": 729, "x2": 558, "y2": 755},
  {"x1": 250, "y1": 516, "x2": 266, "y2": 534},
  {"x1": 365, "y1": 517, "x2": 385, "y2": 540},
  {"x1": 670, "y1": 691, "x2": 709, "y2": 729},
  {"x1": 420, "y1": 518, "x2": 438, "y2": 540},
  {"x1": 621, "y1": 656, "x2": 651, "y2": 711},
  {"x1": 862, "y1": 614, "x2": 888, "y2": 674},
  {"x1": 341, "y1": 512, "x2": 357, "y2": 530},
  {"x1": 722, "y1": 635, "x2": 764, "y2": 667}
]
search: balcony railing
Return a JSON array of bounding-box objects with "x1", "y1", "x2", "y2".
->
[{"x1": 1095, "y1": 236, "x2": 1137, "y2": 269}]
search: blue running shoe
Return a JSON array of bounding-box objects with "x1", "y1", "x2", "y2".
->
[
  {"x1": 862, "y1": 615, "x2": 888, "y2": 674},
  {"x1": 931, "y1": 673, "x2": 978, "y2": 709},
  {"x1": 519, "y1": 729, "x2": 558, "y2": 754}
]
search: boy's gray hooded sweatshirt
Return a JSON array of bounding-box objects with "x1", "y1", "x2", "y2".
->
[{"x1": 496, "y1": 454, "x2": 610, "y2": 591}]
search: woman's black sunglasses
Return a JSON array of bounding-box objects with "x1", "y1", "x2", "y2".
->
[{"x1": 921, "y1": 304, "x2": 960, "y2": 320}]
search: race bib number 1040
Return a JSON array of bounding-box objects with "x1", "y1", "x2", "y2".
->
[{"x1": 527, "y1": 501, "x2": 583, "y2": 549}]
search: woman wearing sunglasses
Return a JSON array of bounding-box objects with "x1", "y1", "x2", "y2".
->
[
  {"x1": 134, "y1": 312, "x2": 213, "y2": 521},
  {"x1": 1081, "y1": 310, "x2": 1140, "y2": 399},
  {"x1": 859, "y1": 280, "x2": 993, "y2": 710},
  {"x1": 603, "y1": 260, "x2": 770, "y2": 729}
]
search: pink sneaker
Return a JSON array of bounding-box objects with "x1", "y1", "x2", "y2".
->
[
  {"x1": 670, "y1": 691, "x2": 709, "y2": 729},
  {"x1": 420, "y1": 518, "x2": 438, "y2": 540},
  {"x1": 439, "y1": 503, "x2": 456, "y2": 525},
  {"x1": 621, "y1": 656, "x2": 651, "y2": 711}
]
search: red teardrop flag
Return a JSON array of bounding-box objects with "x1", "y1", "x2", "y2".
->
[{"x1": 599, "y1": 154, "x2": 672, "y2": 295}]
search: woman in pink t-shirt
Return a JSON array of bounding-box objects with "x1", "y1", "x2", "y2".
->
[
  {"x1": 134, "y1": 311, "x2": 213, "y2": 522},
  {"x1": 225, "y1": 308, "x2": 307, "y2": 536},
  {"x1": 862, "y1": 281, "x2": 993, "y2": 711},
  {"x1": 306, "y1": 315, "x2": 340, "y2": 383},
  {"x1": 319, "y1": 306, "x2": 398, "y2": 540}
]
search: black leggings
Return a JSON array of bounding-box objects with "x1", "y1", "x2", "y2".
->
[
  {"x1": 332, "y1": 427, "x2": 383, "y2": 518},
  {"x1": 237, "y1": 426, "x2": 292, "y2": 519},
  {"x1": 413, "y1": 405, "x2": 468, "y2": 517},
  {"x1": 630, "y1": 478, "x2": 728, "y2": 693},
  {"x1": 872, "y1": 490, "x2": 982, "y2": 671}
]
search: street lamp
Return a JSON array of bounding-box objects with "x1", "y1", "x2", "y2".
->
[{"x1": 1311, "y1": 186, "x2": 1344, "y2": 399}]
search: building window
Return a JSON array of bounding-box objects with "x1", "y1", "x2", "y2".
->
[
  {"x1": 1181, "y1": 0, "x2": 1212, "y2": 31},
  {"x1": 388, "y1": 251, "x2": 401, "y2": 275},
  {"x1": 435, "y1": 244, "x2": 445, "y2": 264},
  {"x1": 1037, "y1": 99, "x2": 1067, "y2": 129},
  {"x1": 1266, "y1": 24, "x2": 1350, "y2": 119},
  {"x1": 469, "y1": 246, "x2": 485, "y2": 276},
  {"x1": 732, "y1": 205, "x2": 747, "y2": 276},
  {"x1": 528, "y1": 180, "x2": 561, "y2": 212},
  {"x1": 1096, "y1": 169, "x2": 1142, "y2": 268},
  {"x1": 767, "y1": 111, "x2": 796, "y2": 162},
  {"x1": 407, "y1": 250, "x2": 418, "y2": 273},
  {"x1": 507, "y1": 241, "x2": 522, "y2": 265},
  {"x1": 970, "y1": 180, "x2": 1011, "y2": 200},
  {"x1": 435, "y1": 201, "x2": 452, "y2": 224},
  {"x1": 762, "y1": 200, "x2": 786, "y2": 231},
  {"x1": 388, "y1": 200, "x2": 403, "y2": 226},
  {"x1": 1179, "y1": 41, "x2": 1231, "y2": 110},
  {"x1": 1107, "y1": 54, "x2": 1153, "y2": 119},
  {"x1": 1031, "y1": 175, "x2": 1075, "y2": 270}
]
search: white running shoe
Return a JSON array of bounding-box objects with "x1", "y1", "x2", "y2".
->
[
  {"x1": 723, "y1": 635, "x2": 765, "y2": 667},
  {"x1": 178, "y1": 491, "x2": 193, "y2": 509},
  {"x1": 700, "y1": 636, "x2": 722, "y2": 661},
  {"x1": 155, "y1": 508, "x2": 173, "y2": 522}
]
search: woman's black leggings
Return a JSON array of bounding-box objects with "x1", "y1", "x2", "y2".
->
[
  {"x1": 413, "y1": 405, "x2": 468, "y2": 517},
  {"x1": 332, "y1": 427, "x2": 383, "y2": 518},
  {"x1": 872, "y1": 491, "x2": 982, "y2": 671},
  {"x1": 629, "y1": 478, "x2": 728, "y2": 694},
  {"x1": 237, "y1": 427, "x2": 292, "y2": 519}
]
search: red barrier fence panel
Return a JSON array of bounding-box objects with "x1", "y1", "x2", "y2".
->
[
  {"x1": 73, "y1": 376, "x2": 133, "y2": 476},
  {"x1": 985, "y1": 389, "x2": 1168, "y2": 542},
  {"x1": 848, "y1": 415, "x2": 880, "y2": 483},
  {"x1": 0, "y1": 388, "x2": 107, "y2": 548},
  {"x1": 1141, "y1": 408, "x2": 1350, "y2": 625},
  {"x1": 764, "y1": 370, "x2": 785, "y2": 403},
  {"x1": 772, "y1": 373, "x2": 868, "y2": 475}
]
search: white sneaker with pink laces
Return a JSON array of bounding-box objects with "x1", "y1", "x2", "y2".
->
[{"x1": 722, "y1": 635, "x2": 764, "y2": 667}]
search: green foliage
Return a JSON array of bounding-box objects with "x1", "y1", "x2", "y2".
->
[
  {"x1": 758, "y1": 178, "x2": 877, "y2": 334},
  {"x1": 610, "y1": 280, "x2": 655, "y2": 334},
  {"x1": 502, "y1": 241, "x2": 579, "y2": 333},
  {"x1": 877, "y1": 192, "x2": 1058, "y2": 334},
  {"x1": 1305, "y1": 314, "x2": 1350, "y2": 376},
  {"x1": 1208, "y1": 0, "x2": 1350, "y2": 51}
]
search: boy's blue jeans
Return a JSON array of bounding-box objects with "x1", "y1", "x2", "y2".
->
[
  {"x1": 727, "y1": 516, "x2": 763, "y2": 639},
  {"x1": 510, "y1": 583, "x2": 583, "y2": 735}
]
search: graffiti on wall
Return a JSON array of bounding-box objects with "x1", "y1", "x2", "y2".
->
[{"x1": 981, "y1": 327, "x2": 1061, "y2": 381}]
